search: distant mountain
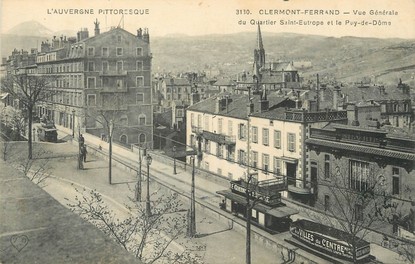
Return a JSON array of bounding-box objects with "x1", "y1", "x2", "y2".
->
[
  {"x1": 6, "y1": 20, "x2": 54, "y2": 37},
  {"x1": 2, "y1": 21, "x2": 414, "y2": 85}
]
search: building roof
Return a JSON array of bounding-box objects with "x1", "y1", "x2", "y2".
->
[
  {"x1": 213, "y1": 78, "x2": 236, "y2": 86},
  {"x1": 166, "y1": 78, "x2": 190, "y2": 86},
  {"x1": 341, "y1": 84, "x2": 409, "y2": 102},
  {"x1": 306, "y1": 138, "x2": 415, "y2": 161},
  {"x1": 188, "y1": 93, "x2": 291, "y2": 120}
]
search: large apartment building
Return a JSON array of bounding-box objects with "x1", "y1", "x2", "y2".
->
[
  {"x1": 186, "y1": 91, "x2": 348, "y2": 202},
  {"x1": 4, "y1": 21, "x2": 153, "y2": 147}
]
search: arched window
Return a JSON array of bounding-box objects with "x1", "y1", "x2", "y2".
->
[
  {"x1": 138, "y1": 114, "x2": 146, "y2": 126},
  {"x1": 120, "y1": 134, "x2": 128, "y2": 144},
  {"x1": 139, "y1": 133, "x2": 146, "y2": 143}
]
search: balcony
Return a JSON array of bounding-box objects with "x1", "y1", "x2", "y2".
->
[
  {"x1": 287, "y1": 178, "x2": 312, "y2": 195},
  {"x1": 191, "y1": 126, "x2": 203, "y2": 135},
  {"x1": 100, "y1": 70, "x2": 128, "y2": 76},
  {"x1": 201, "y1": 131, "x2": 236, "y2": 145},
  {"x1": 284, "y1": 109, "x2": 347, "y2": 123},
  {"x1": 230, "y1": 178, "x2": 287, "y2": 206}
]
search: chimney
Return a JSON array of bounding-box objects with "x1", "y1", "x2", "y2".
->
[
  {"x1": 259, "y1": 89, "x2": 269, "y2": 113},
  {"x1": 215, "y1": 97, "x2": 221, "y2": 113},
  {"x1": 333, "y1": 87, "x2": 340, "y2": 110},
  {"x1": 190, "y1": 92, "x2": 200, "y2": 106},
  {"x1": 77, "y1": 28, "x2": 89, "y2": 42},
  {"x1": 350, "y1": 104, "x2": 360, "y2": 126},
  {"x1": 94, "y1": 19, "x2": 100, "y2": 36},
  {"x1": 316, "y1": 74, "x2": 320, "y2": 111},
  {"x1": 142, "y1": 28, "x2": 150, "y2": 43},
  {"x1": 137, "y1": 28, "x2": 143, "y2": 38}
]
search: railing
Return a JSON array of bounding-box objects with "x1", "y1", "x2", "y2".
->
[
  {"x1": 284, "y1": 109, "x2": 347, "y2": 122},
  {"x1": 100, "y1": 70, "x2": 127, "y2": 76},
  {"x1": 191, "y1": 126, "x2": 203, "y2": 134}
]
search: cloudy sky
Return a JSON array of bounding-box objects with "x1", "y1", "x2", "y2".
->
[{"x1": 1, "y1": 0, "x2": 414, "y2": 38}]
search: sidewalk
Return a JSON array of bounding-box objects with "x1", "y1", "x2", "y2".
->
[
  {"x1": 55, "y1": 128, "x2": 406, "y2": 264},
  {"x1": 44, "y1": 133, "x2": 285, "y2": 263}
]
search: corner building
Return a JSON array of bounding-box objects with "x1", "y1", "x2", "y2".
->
[{"x1": 36, "y1": 22, "x2": 153, "y2": 147}]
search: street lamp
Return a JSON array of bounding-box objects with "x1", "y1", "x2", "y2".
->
[
  {"x1": 72, "y1": 109, "x2": 75, "y2": 137},
  {"x1": 109, "y1": 120, "x2": 114, "y2": 184},
  {"x1": 173, "y1": 145, "x2": 177, "y2": 174},
  {"x1": 187, "y1": 155, "x2": 196, "y2": 237},
  {"x1": 145, "y1": 154, "x2": 152, "y2": 217}
]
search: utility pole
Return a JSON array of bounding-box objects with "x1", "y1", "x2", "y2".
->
[
  {"x1": 173, "y1": 145, "x2": 177, "y2": 174},
  {"x1": 187, "y1": 156, "x2": 196, "y2": 237},
  {"x1": 135, "y1": 147, "x2": 142, "y2": 202},
  {"x1": 108, "y1": 120, "x2": 113, "y2": 184},
  {"x1": 145, "y1": 153, "x2": 152, "y2": 217},
  {"x1": 246, "y1": 86, "x2": 252, "y2": 264}
]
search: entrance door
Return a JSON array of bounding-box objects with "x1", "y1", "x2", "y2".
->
[{"x1": 286, "y1": 163, "x2": 297, "y2": 186}]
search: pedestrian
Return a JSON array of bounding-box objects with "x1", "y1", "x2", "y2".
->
[
  {"x1": 79, "y1": 134, "x2": 85, "y2": 146},
  {"x1": 82, "y1": 144, "x2": 88, "y2": 162}
]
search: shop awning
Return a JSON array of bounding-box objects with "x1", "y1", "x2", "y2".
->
[{"x1": 217, "y1": 190, "x2": 298, "y2": 218}]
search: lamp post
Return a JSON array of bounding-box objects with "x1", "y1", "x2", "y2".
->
[
  {"x1": 108, "y1": 120, "x2": 113, "y2": 184},
  {"x1": 173, "y1": 145, "x2": 177, "y2": 174},
  {"x1": 145, "y1": 154, "x2": 152, "y2": 217},
  {"x1": 72, "y1": 109, "x2": 75, "y2": 137},
  {"x1": 187, "y1": 155, "x2": 196, "y2": 237}
]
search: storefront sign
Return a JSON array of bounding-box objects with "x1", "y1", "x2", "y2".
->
[
  {"x1": 230, "y1": 182, "x2": 281, "y2": 206},
  {"x1": 290, "y1": 220, "x2": 370, "y2": 261}
]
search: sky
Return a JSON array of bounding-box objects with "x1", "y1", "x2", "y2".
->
[{"x1": 1, "y1": 0, "x2": 415, "y2": 39}]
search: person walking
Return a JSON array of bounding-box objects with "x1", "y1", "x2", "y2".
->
[
  {"x1": 81, "y1": 145, "x2": 88, "y2": 162},
  {"x1": 79, "y1": 134, "x2": 85, "y2": 146}
]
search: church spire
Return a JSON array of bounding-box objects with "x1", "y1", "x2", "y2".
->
[
  {"x1": 257, "y1": 24, "x2": 264, "y2": 50},
  {"x1": 254, "y1": 24, "x2": 265, "y2": 70}
]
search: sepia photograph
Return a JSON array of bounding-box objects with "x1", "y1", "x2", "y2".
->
[{"x1": 1, "y1": 0, "x2": 414, "y2": 263}]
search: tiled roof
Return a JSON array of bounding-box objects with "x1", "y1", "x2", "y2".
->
[
  {"x1": 340, "y1": 85, "x2": 409, "y2": 102},
  {"x1": 188, "y1": 93, "x2": 291, "y2": 119},
  {"x1": 306, "y1": 138, "x2": 415, "y2": 161},
  {"x1": 214, "y1": 78, "x2": 236, "y2": 86}
]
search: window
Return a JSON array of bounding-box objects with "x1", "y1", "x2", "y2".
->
[
  {"x1": 403, "y1": 103, "x2": 409, "y2": 112},
  {"x1": 204, "y1": 139, "x2": 210, "y2": 153},
  {"x1": 102, "y1": 61, "x2": 109, "y2": 73},
  {"x1": 324, "y1": 195, "x2": 330, "y2": 211},
  {"x1": 177, "y1": 109, "x2": 184, "y2": 117},
  {"x1": 116, "y1": 61, "x2": 123, "y2": 73},
  {"x1": 116, "y1": 47, "x2": 123, "y2": 56},
  {"x1": 324, "y1": 154, "x2": 330, "y2": 179},
  {"x1": 238, "y1": 123, "x2": 246, "y2": 140},
  {"x1": 139, "y1": 115, "x2": 146, "y2": 125},
  {"x1": 217, "y1": 143, "x2": 223, "y2": 158},
  {"x1": 197, "y1": 115, "x2": 202, "y2": 128},
  {"x1": 117, "y1": 35, "x2": 122, "y2": 42},
  {"x1": 87, "y1": 77, "x2": 96, "y2": 88},
  {"x1": 252, "y1": 151, "x2": 258, "y2": 168},
  {"x1": 87, "y1": 94, "x2": 96, "y2": 106},
  {"x1": 190, "y1": 135, "x2": 196, "y2": 147},
  {"x1": 102, "y1": 47, "x2": 109, "y2": 57},
  {"x1": 252, "y1": 126, "x2": 258, "y2": 143},
  {"x1": 139, "y1": 133, "x2": 146, "y2": 143},
  {"x1": 273, "y1": 157, "x2": 281, "y2": 175},
  {"x1": 287, "y1": 133, "x2": 296, "y2": 152},
  {"x1": 87, "y1": 47, "x2": 94, "y2": 56},
  {"x1": 349, "y1": 160, "x2": 370, "y2": 191},
  {"x1": 228, "y1": 120, "x2": 233, "y2": 136},
  {"x1": 136, "y1": 61, "x2": 143, "y2": 71},
  {"x1": 191, "y1": 113, "x2": 195, "y2": 126},
  {"x1": 392, "y1": 167, "x2": 400, "y2": 195},
  {"x1": 227, "y1": 145, "x2": 235, "y2": 161},
  {"x1": 262, "y1": 128, "x2": 269, "y2": 146},
  {"x1": 136, "y1": 76, "x2": 144, "y2": 87},
  {"x1": 238, "y1": 150, "x2": 246, "y2": 165},
  {"x1": 262, "y1": 154, "x2": 269, "y2": 173},
  {"x1": 274, "y1": 130, "x2": 281, "y2": 148},
  {"x1": 204, "y1": 116, "x2": 209, "y2": 131},
  {"x1": 116, "y1": 79, "x2": 123, "y2": 89},
  {"x1": 218, "y1": 118, "x2": 223, "y2": 134},
  {"x1": 136, "y1": 93, "x2": 144, "y2": 103},
  {"x1": 136, "y1": 47, "x2": 143, "y2": 56},
  {"x1": 120, "y1": 115, "x2": 128, "y2": 126},
  {"x1": 88, "y1": 61, "x2": 94, "y2": 71},
  {"x1": 393, "y1": 104, "x2": 398, "y2": 112}
]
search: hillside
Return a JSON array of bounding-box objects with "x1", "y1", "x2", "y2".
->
[{"x1": 1, "y1": 21, "x2": 414, "y2": 85}]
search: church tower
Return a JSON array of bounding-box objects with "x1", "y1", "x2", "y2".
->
[{"x1": 253, "y1": 24, "x2": 266, "y2": 70}]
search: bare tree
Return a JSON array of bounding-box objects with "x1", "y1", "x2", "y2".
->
[
  {"x1": 1, "y1": 74, "x2": 57, "y2": 159},
  {"x1": 85, "y1": 94, "x2": 126, "y2": 184},
  {"x1": 310, "y1": 161, "x2": 413, "y2": 263},
  {"x1": 9, "y1": 147, "x2": 51, "y2": 187},
  {"x1": 68, "y1": 187, "x2": 204, "y2": 264}
]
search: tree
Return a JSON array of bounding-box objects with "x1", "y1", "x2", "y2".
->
[
  {"x1": 310, "y1": 161, "x2": 413, "y2": 263},
  {"x1": 0, "y1": 105, "x2": 26, "y2": 141},
  {"x1": 85, "y1": 94, "x2": 126, "y2": 184},
  {"x1": 68, "y1": 187, "x2": 204, "y2": 264},
  {"x1": 1, "y1": 74, "x2": 56, "y2": 159}
]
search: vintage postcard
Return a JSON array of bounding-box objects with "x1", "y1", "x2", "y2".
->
[{"x1": 1, "y1": 0, "x2": 414, "y2": 263}]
